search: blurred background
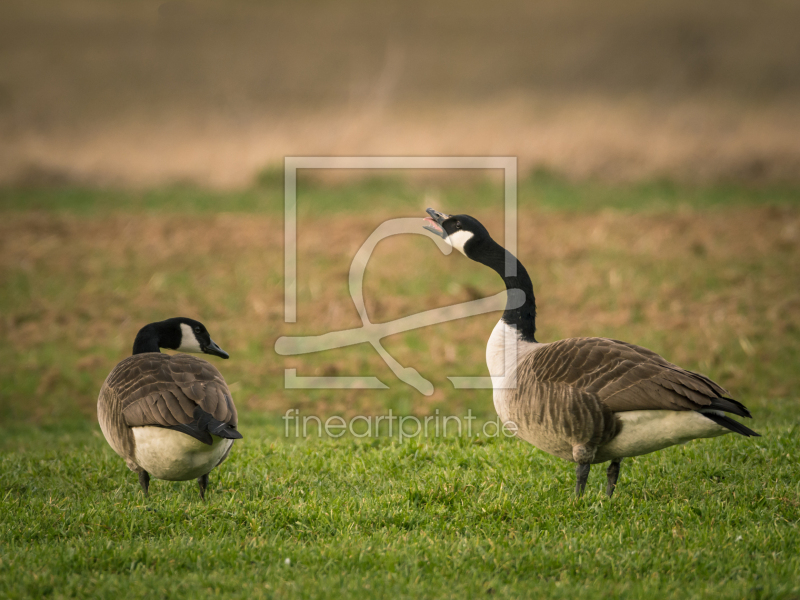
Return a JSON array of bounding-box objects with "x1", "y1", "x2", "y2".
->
[
  {"x1": 0, "y1": 0, "x2": 798, "y2": 433},
  {"x1": 2, "y1": 0, "x2": 800, "y2": 187}
]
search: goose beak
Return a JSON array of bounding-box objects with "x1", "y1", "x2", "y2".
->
[
  {"x1": 423, "y1": 208, "x2": 450, "y2": 239},
  {"x1": 203, "y1": 339, "x2": 230, "y2": 359}
]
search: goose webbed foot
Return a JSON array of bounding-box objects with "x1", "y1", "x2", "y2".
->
[
  {"x1": 138, "y1": 471, "x2": 150, "y2": 497},
  {"x1": 197, "y1": 473, "x2": 209, "y2": 501},
  {"x1": 575, "y1": 463, "x2": 591, "y2": 496},
  {"x1": 606, "y1": 459, "x2": 622, "y2": 497}
]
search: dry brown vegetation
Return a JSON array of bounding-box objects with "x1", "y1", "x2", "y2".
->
[
  {"x1": 1, "y1": 204, "x2": 798, "y2": 425},
  {"x1": 1, "y1": 0, "x2": 800, "y2": 187}
]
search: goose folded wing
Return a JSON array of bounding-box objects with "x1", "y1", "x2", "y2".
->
[
  {"x1": 167, "y1": 354, "x2": 238, "y2": 427},
  {"x1": 524, "y1": 337, "x2": 744, "y2": 415},
  {"x1": 119, "y1": 355, "x2": 240, "y2": 444},
  {"x1": 121, "y1": 382, "x2": 240, "y2": 445}
]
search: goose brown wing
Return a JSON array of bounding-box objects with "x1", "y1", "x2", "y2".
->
[
  {"x1": 106, "y1": 353, "x2": 238, "y2": 433},
  {"x1": 522, "y1": 338, "x2": 749, "y2": 417}
]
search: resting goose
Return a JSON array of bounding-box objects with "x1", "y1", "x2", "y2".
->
[
  {"x1": 97, "y1": 318, "x2": 242, "y2": 499},
  {"x1": 423, "y1": 208, "x2": 758, "y2": 496}
]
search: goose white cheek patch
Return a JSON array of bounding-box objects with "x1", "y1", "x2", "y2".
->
[
  {"x1": 447, "y1": 230, "x2": 474, "y2": 256},
  {"x1": 178, "y1": 323, "x2": 203, "y2": 353}
]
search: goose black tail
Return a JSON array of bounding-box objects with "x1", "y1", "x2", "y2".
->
[
  {"x1": 194, "y1": 405, "x2": 243, "y2": 441},
  {"x1": 164, "y1": 406, "x2": 244, "y2": 445},
  {"x1": 700, "y1": 411, "x2": 760, "y2": 437},
  {"x1": 707, "y1": 396, "x2": 752, "y2": 418}
]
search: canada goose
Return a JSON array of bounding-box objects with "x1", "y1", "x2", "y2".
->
[
  {"x1": 97, "y1": 318, "x2": 242, "y2": 499},
  {"x1": 423, "y1": 208, "x2": 759, "y2": 496}
]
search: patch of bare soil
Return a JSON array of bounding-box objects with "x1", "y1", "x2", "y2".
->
[{"x1": 1, "y1": 206, "x2": 798, "y2": 420}]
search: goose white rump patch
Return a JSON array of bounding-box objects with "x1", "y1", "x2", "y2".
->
[
  {"x1": 594, "y1": 410, "x2": 728, "y2": 462},
  {"x1": 132, "y1": 426, "x2": 233, "y2": 480}
]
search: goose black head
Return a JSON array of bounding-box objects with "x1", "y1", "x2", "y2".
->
[
  {"x1": 132, "y1": 317, "x2": 229, "y2": 358},
  {"x1": 424, "y1": 208, "x2": 493, "y2": 260}
]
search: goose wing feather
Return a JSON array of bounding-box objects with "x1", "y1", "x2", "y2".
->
[
  {"x1": 106, "y1": 353, "x2": 238, "y2": 430},
  {"x1": 522, "y1": 338, "x2": 747, "y2": 416}
]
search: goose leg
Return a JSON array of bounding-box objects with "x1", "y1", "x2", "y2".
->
[
  {"x1": 138, "y1": 471, "x2": 150, "y2": 497},
  {"x1": 197, "y1": 473, "x2": 209, "y2": 500},
  {"x1": 575, "y1": 463, "x2": 591, "y2": 496},
  {"x1": 606, "y1": 459, "x2": 622, "y2": 497}
]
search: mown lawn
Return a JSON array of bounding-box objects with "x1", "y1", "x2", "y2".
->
[
  {"x1": 2, "y1": 415, "x2": 798, "y2": 599},
  {"x1": 1, "y1": 176, "x2": 799, "y2": 598}
]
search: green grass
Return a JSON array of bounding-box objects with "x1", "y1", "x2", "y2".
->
[
  {"x1": 1, "y1": 171, "x2": 798, "y2": 216},
  {"x1": 1, "y1": 178, "x2": 799, "y2": 598},
  {"x1": 1, "y1": 415, "x2": 798, "y2": 599}
]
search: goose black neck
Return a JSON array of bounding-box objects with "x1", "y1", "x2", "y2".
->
[
  {"x1": 132, "y1": 324, "x2": 162, "y2": 355},
  {"x1": 474, "y1": 238, "x2": 537, "y2": 342}
]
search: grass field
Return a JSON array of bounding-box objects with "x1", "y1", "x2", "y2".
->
[{"x1": 1, "y1": 176, "x2": 799, "y2": 598}]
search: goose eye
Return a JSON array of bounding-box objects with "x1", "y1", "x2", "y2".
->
[
  {"x1": 456, "y1": 222, "x2": 462, "y2": 229},
  {"x1": 194, "y1": 326, "x2": 201, "y2": 334}
]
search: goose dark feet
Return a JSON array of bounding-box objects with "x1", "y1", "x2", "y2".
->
[
  {"x1": 575, "y1": 463, "x2": 591, "y2": 496},
  {"x1": 197, "y1": 473, "x2": 209, "y2": 500},
  {"x1": 138, "y1": 471, "x2": 150, "y2": 497},
  {"x1": 606, "y1": 459, "x2": 622, "y2": 497}
]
